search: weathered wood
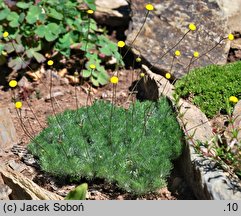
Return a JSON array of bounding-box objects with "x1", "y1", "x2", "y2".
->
[{"x1": 0, "y1": 165, "x2": 63, "y2": 200}]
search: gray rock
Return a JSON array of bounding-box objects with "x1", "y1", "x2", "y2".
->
[
  {"x1": 228, "y1": 37, "x2": 241, "y2": 62},
  {"x1": 127, "y1": 0, "x2": 230, "y2": 79},
  {"x1": 0, "y1": 107, "x2": 18, "y2": 150},
  {"x1": 180, "y1": 144, "x2": 241, "y2": 200},
  {"x1": 94, "y1": 0, "x2": 130, "y2": 27},
  {"x1": 216, "y1": 0, "x2": 241, "y2": 32}
]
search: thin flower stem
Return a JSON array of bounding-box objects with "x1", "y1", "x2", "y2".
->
[
  {"x1": 109, "y1": 84, "x2": 116, "y2": 150},
  {"x1": 85, "y1": 87, "x2": 95, "y2": 129},
  {"x1": 25, "y1": 99, "x2": 44, "y2": 129},
  {"x1": 149, "y1": 30, "x2": 191, "y2": 71},
  {"x1": 49, "y1": 70, "x2": 70, "y2": 160},
  {"x1": 17, "y1": 109, "x2": 35, "y2": 141},
  {"x1": 74, "y1": 76, "x2": 80, "y2": 113},
  {"x1": 74, "y1": 12, "x2": 95, "y2": 129},
  {"x1": 11, "y1": 90, "x2": 35, "y2": 141},
  {"x1": 10, "y1": 37, "x2": 66, "y2": 136},
  {"x1": 186, "y1": 56, "x2": 194, "y2": 75},
  {"x1": 16, "y1": 108, "x2": 49, "y2": 155},
  {"x1": 25, "y1": 110, "x2": 36, "y2": 135},
  {"x1": 184, "y1": 37, "x2": 224, "y2": 71},
  {"x1": 169, "y1": 55, "x2": 176, "y2": 73},
  {"x1": 87, "y1": 87, "x2": 105, "y2": 129},
  {"x1": 122, "y1": 11, "x2": 150, "y2": 60}
]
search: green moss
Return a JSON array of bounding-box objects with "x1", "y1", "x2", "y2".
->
[
  {"x1": 175, "y1": 61, "x2": 241, "y2": 118},
  {"x1": 28, "y1": 97, "x2": 183, "y2": 195}
]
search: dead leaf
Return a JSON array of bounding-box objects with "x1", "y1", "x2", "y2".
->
[
  {"x1": 26, "y1": 70, "x2": 43, "y2": 81},
  {"x1": 58, "y1": 68, "x2": 68, "y2": 77},
  {"x1": 66, "y1": 75, "x2": 79, "y2": 84}
]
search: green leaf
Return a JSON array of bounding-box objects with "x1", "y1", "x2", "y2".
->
[
  {"x1": 26, "y1": 49, "x2": 46, "y2": 63},
  {"x1": 18, "y1": 13, "x2": 25, "y2": 23},
  {"x1": 0, "y1": 8, "x2": 10, "y2": 20},
  {"x1": 4, "y1": 43, "x2": 15, "y2": 53},
  {"x1": 35, "y1": 23, "x2": 61, "y2": 42},
  {"x1": 45, "y1": 31, "x2": 57, "y2": 42},
  {"x1": 0, "y1": 44, "x2": 4, "y2": 53},
  {"x1": 26, "y1": 5, "x2": 43, "y2": 24},
  {"x1": 35, "y1": 25, "x2": 45, "y2": 38},
  {"x1": 91, "y1": 70, "x2": 98, "y2": 78},
  {"x1": 66, "y1": 18, "x2": 74, "y2": 28},
  {"x1": 26, "y1": 49, "x2": 33, "y2": 58},
  {"x1": 4, "y1": 42, "x2": 24, "y2": 53},
  {"x1": 7, "y1": 12, "x2": 19, "y2": 27},
  {"x1": 89, "y1": 19, "x2": 97, "y2": 31},
  {"x1": 55, "y1": 32, "x2": 76, "y2": 57},
  {"x1": 80, "y1": 41, "x2": 95, "y2": 52},
  {"x1": 16, "y1": 2, "x2": 32, "y2": 9},
  {"x1": 8, "y1": 57, "x2": 28, "y2": 71},
  {"x1": 48, "y1": 8, "x2": 63, "y2": 20},
  {"x1": 32, "y1": 51, "x2": 46, "y2": 63},
  {"x1": 90, "y1": 76, "x2": 99, "y2": 86},
  {"x1": 65, "y1": 183, "x2": 88, "y2": 200},
  {"x1": 86, "y1": 53, "x2": 101, "y2": 67},
  {"x1": 57, "y1": 33, "x2": 71, "y2": 48},
  {"x1": 97, "y1": 70, "x2": 109, "y2": 85},
  {"x1": 99, "y1": 46, "x2": 112, "y2": 56},
  {"x1": 45, "y1": 23, "x2": 61, "y2": 41},
  {"x1": 82, "y1": 70, "x2": 92, "y2": 78},
  {"x1": 84, "y1": 0, "x2": 96, "y2": 10}
]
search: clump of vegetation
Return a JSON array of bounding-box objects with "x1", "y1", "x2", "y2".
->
[
  {"x1": 65, "y1": 183, "x2": 88, "y2": 200},
  {"x1": 175, "y1": 61, "x2": 241, "y2": 118},
  {"x1": 0, "y1": 0, "x2": 123, "y2": 86},
  {"x1": 28, "y1": 97, "x2": 183, "y2": 195}
]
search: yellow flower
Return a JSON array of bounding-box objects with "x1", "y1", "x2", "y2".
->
[
  {"x1": 229, "y1": 96, "x2": 238, "y2": 103},
  {"x1": 175, "y1": 50, "x2": 181, "y2": 56},
  {"x1": 136, "y1": 57, "x2": 141, "y2": 62},
  {"x1": 228, "y1": 33, "x2": 234, "y2": 41},
  {"x1": 9, "y1": 80, "x2": 18, "y2": 88},
  {"x1": 15, "y1": 101, "x2": 22, "y2": 109},
  {"x1": 145, "y1": 4, "x2": 154, "y2": 11},
  {"x1": 47, "y1": 60, "x2": 54, "y2": 66},
  {"x1": 89, "y1": 64, "x2": 96, "y2": 69},
  {"x1": 87, "y1": 9, "x2": 94, "y2": 14},
  {"x1": 110, "y1": 76, "x2": 118, "y2": 84},
  {"x1": 1, "y1": 50, "x2": 7, "y2": 56},
  {"x1": 3, "y1": 31, "x2": 9, "y2": 38},
  {"x1": 189, "y1": 23, "x2": 196, "y2": 31},
  {"x1": 165, "y1": 73, "x2": 171, "y2": 79},
  {"x1": 117, "y1": 41, "x2": 125, "y2": 48},
  {"x1": 140, "y1": 73, "x2": 145, "y2": 77},
  {"x1": 193, "y1": 51, "x2": 199, "y2": 58}
]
